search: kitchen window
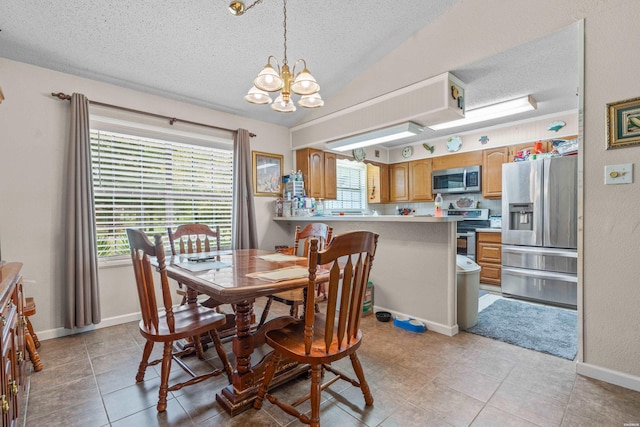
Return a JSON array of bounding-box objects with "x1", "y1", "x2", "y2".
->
[
  {"x1": 90, "y1": 128, "x2": 233, "y2": 258},
  {"x1": 324, "y1": 159, "x2": 367, "y2": 214}
]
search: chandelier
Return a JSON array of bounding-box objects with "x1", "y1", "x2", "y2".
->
[{"x1": 229, "y1": 0, "x2": 323, "y2": 112}]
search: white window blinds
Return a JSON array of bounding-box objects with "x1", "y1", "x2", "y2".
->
[
  {"x1": 324, "y1": 160, "x2": 367, "y2": 213},
  {"x1": 90, "y1": 129, "x2": 233, "y2": 257}
]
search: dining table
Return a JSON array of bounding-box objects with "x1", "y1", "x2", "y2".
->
[{"x1": 159, "y1": 248, "x2": 327, "y2": 416}]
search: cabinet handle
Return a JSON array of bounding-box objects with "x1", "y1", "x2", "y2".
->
[
  {"x1": 0, "y1": 395, "x2": 8, "y2": 414},
  {"x1": 9, "y1": 380, "x2": 17, "y2": 398},
  {"x1": 0, "y1": 316, "x2": 5, "y2": 326},
  {"x1": 16, "y1": 351, "x2": 23, "y2": 364}
]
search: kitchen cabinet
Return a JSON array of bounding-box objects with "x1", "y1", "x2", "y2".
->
[
  {"x1": 365, "y1": 162, "x2": 390, "y2": 204},
  {"x1": 432, "y1": 150, "x2": 482, "y2": 171},
  {"x1": 408, "y1": 158, "x2": 433, "y2": 201},
  {"x1": 0, "y1": 262, "x2": 27, "y2": 427},
  {"x1": 476, "y1": 232, "x2": 501, "y2": 286},
  {"x1": 295, "y1": 148, "x2": 337, "y2": 199},
  {"x1": 389, "y1": 162, "x2": 409, "y2": 202},
  {"x1": 482, "y1": 147, "x2": 509, "y2": 199},
  {"x1": 323, "y1": 152, "x2": 337, "y2": 200},
  {"x1": 390, "y1": 159, "x2": 433, "y2": 202}
]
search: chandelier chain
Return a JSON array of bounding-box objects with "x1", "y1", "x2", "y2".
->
[
  {"x1": 282, "y1": 0, "x2": 288, "y2": 65},
  {"x1": 243, "y1": 0, "x2": 264, "y2": 14}
]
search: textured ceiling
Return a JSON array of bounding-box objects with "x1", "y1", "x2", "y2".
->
[{"x1": 0, "y1": 0, "x2": 578, "y2": 139}]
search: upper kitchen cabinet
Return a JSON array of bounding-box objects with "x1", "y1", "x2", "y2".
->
[
  {"x1": 482, "y1": 147, "x2": 509, "y2": 199},
  {"x1": 366, "y1": 162, "x2": 390, "y2": 204},
  {"x1": 432, "y1": 150, "x2": 483, "y2": 171},
  {"x1": 323, "y1": 152, "x2": 337, "y2": 200},
  {"x1": 409, "y1": 158, "x2": 433, "y2": 201},
  {"x1": 390, "y1": 159, "x2": 433, "y2": 202},
  {"x1": 296, "y1": 148, "x2": 337, "y2": 199},
  {"x1": 390, "y1": 162, "x2": 409, "y2": 202}
]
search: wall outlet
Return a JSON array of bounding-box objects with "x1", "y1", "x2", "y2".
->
[{"x1": 604, "y1": 163, "x2": 633, "y2": 185}]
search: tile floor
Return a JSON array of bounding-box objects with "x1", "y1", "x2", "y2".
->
[{"x1": 23, "y1": 298, "x2": 640, "y2": 427}]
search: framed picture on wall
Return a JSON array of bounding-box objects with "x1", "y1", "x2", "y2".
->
[
  {"x1": 252, "y1": 151, "x2": 284, "y2": 196},
  {"x1": 607, "y1": 96, "x2": 640, "y2": 149}
]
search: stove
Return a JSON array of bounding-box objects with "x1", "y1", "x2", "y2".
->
[{"x1": 444, "y1": 209, "x2": 490, "y2": 261}]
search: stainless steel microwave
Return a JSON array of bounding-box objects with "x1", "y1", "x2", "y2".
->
[{"x1": 432, "y1": 165, "x2": 481, "y2": 194}]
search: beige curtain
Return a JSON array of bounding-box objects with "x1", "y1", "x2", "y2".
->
[
  {"x1": 64, "y1": 93, "x2": 101, "y2": 328},
  {"x1": 232, "y1": 129, "x2": 258, "y2": 249}
]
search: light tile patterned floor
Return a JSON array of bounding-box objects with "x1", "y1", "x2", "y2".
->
[{"x1": 23, "y1": 297, "x2": 640, "y2": 426}]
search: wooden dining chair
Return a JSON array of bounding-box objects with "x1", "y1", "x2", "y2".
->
[
  {"x1": 257, "y1": 223, "x2": 332, "y2": 328},
  {"x1": 168, "y1": 223, "x2": 221, "y2": 304},
  {"x1": 254, "y1": 230, "x2": 379, "y2": 427},
  {"x1": 126, "y1": 228, "x2": 233, "y2": 412}
]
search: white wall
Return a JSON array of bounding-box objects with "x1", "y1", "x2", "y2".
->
[
  {"x1": 0, "y1": 58, "x2": 292, "y2": 335},
  {"x1": 300, "y1": 0, "x2": 640, "y2": 384}
]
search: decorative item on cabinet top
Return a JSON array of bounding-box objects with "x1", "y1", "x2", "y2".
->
[
  {"x1": 401, "y1": 146, "x2": 413, "y2": 158},
  {"x1": 353, "y1": 147, "x2": 366, "y2": 162},
  {"x1": 423, "y1": 143, "x2": 435, "y2": 153}
]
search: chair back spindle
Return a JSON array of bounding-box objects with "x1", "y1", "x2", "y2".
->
[
  {"x1": 168, "y1": 224, "x2": 221, "y2": 256},
  {"x1": 305, "y1": 231, "x2": 378, "y2": 355},
  {"x1": 127, "y1": 229, "x2": 176, "y2": 332}
]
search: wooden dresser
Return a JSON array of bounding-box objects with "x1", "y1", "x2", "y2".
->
[{"x1": 0, "y1": 263, "x2": 26, "y2": 427}]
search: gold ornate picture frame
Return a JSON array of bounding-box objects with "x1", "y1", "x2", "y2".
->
[
  {"x1": 252, "y1": 151, "x2": 283, "y2": 196},
  {"x1": 607, "y1": 96, "x2": 640, "y2": 149}
]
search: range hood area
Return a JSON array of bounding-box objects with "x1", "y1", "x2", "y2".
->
[{"x1": 291, "y1": 72, "x2": 465, "y2": 149}]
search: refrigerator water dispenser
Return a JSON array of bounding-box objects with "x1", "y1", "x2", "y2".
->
[{"x1": 508, "y1": 203, "x2": 534, "y2": 231}]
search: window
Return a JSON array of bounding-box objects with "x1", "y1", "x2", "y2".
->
[
  {"x1": 324, "y1": 159, "x2": 367, "y2": 213},
  {"x1": 90, "y1": 129, "x2": 233, "y2": 257}
]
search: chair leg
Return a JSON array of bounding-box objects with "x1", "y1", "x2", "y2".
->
[
  {"x1": 157, "y1": 341, "x2": 173, "y2": 412},
  {"x1": 25, "y1": 329, "x2": 43, "y2": 371},
  {"x1": 349, "y1": 353, "x2": 373, "y2": 406},
  {"x1": 208, "y1": 330, "x2": 233, "y2": 384},
  {"x1": 257, "y1": 297, "x2": 273, "y2": 329},
  {"x1": 26, "y1": 317, "x2": 40, "y2": 349},
  {"x1": 136, "y1": 340, "x2": 154, "y2": 382},
  {"x1": 193, "y1": 334, "x2": 205, "y2": 359},
  {"x1": 309, "y1": 364, "x2": 322, "y2": 427},
  {"x1": 254, "y1": 352, "x2": 282, "y2": 409}
]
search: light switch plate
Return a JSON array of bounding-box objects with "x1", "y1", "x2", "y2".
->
[{"x1": 604, "y1": 163, "x2": 633, "y2": 185}]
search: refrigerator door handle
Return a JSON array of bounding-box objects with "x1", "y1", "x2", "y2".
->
[
  {"x1": 463, "y1": 169, "x2": 467, "y2": 190},
  {"x1": 502, "y1": 246, "x2": 578, "y2": 258},
  {"x1": 502, "y1": 266, "x2": 578, "y2": 283}
]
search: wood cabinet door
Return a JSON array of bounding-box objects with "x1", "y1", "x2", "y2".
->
[
  {"x1": 307, "y1": 149, "x2": 324, "y2": 198},
  {"x1": 482, "y1": 147, "x2": 508, "y2": 199},
  {"x1": 389, "y1": 162, "x2": 409, "y2": 201},
  {"x1": 478, "y1": 242, "x2": 502, "y2": 263},
  {"x1": 323, "y1": 151, "x2": 337, "y2": 199},
  {"x1": 408, "y1": 158, "x2": 433, "y2": 201},
  {"x1": 432, "y1": 150, "x2": 482, "y2": 171},
  {"x1": 478, "y1": 262, "x2": 502, "y2": 285},
  {"x1": 379, "y1": 163, "x2": 390, "y2": 203}
]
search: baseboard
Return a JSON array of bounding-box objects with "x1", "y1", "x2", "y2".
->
[
  {"x1": 372, "y1": 305, "x2": 459, "y2": 337},
  {"x1": 576, "y1": 361, "x2": 640, "y2": 393},
  {"x1": 36, "y1": 312, "x2": 141, "y2": 342}
]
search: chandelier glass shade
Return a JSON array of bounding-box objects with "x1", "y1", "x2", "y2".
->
[{"x1": 233, "y1": 0, "x2": 323, "y2": 112}]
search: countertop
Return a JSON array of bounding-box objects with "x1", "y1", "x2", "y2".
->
[
  {"x1": 475, "y1": 227, "x2": 501, "y2": 233},
  {"x1": 273, "y1": 215, "x2": 461, "y2": 223}
]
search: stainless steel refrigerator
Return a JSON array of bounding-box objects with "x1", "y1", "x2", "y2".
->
[{"x1": 501, "y1": 156, "x2": 577, "y2": 308}]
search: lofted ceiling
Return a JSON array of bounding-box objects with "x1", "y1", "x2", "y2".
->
[{"x1": 0, "y1": 1, "x2": 578, "y2": 144}]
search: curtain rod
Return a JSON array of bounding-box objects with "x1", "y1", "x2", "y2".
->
[{"x1": 50, "y1": 92, "x2": 256, "y2": 138}]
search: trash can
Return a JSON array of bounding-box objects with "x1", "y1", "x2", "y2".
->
[{"x1": 456, "y1": 255, "x2": 481, "y2": 329}]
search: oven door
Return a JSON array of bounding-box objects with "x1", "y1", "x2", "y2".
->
[{"x1": 456, "y1": 231, "x2": 476, "y2": 261}]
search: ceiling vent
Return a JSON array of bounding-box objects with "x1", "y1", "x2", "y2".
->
[{"x1": 291, "y1": 72, "x2": 465, "y2": 149}]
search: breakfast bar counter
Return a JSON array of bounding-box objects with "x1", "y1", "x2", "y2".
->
[{"x1": 273, "y1": 215, "x2": 462, "y2": 336}]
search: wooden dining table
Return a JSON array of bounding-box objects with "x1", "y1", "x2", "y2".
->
[{"x1": 159, "y1": 248, "x2": 327, "y2": 416}]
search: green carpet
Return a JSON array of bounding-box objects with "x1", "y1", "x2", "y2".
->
[{"x1": 466, "y1": 298, "x2": 577, "y2": 360}]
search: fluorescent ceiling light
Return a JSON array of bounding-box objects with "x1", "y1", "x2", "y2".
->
[
  {"x1": 326, "y1": 122, "x2": 424, "y2": 152},
  {"x1": 428, "y1": 95, "x2": 537, "y2": 131}
]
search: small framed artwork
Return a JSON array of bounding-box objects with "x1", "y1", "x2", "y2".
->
[
  {"x1": 607, "y1": 96, "x2": 640, "y2": 149},
  {"x1": 252, "y1": 151, "x2": 284, "y2": 196}
]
